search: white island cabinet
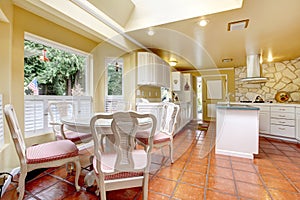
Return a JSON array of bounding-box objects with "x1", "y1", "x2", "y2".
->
[
  {"x1": 216, "y1": 105, "x2": 259, "y2": 159},
  {"x1": 296, "y1": 107, "x2": 300, "y2": 142}
]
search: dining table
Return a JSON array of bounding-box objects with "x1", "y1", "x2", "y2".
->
[
  {"x1": 60, "y1": 112, "x2": 154, "y2": 187},
  {"x1": 60, "y1": 113, "x2": 153, "y2": 134}
]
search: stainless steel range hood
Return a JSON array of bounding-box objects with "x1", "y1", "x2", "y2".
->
[{"x1": 240, "y1": 54, "x2": 268, "y2": 83}]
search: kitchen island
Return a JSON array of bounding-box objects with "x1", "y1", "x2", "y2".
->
[{"x1": 216, "y1": 104, "x2": 259, "y2": 159}]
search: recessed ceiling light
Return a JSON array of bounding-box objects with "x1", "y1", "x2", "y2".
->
[
  {"x1": 169, "y1": 60, "x2": 177, "y2": 67},
  {"x1": 267, "y1": 52, "x2": 273, "y2": 62},
  {"x1": 198, "y1": 19, "x2": 209, "y2": 27},
  {"x1": 228, "y1": 19, "x2": 249, "y2": 31},
  {"x1": 147, "y1": 29, "x2": 155, "y2": 36}
]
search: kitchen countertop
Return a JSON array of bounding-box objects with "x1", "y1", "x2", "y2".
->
[
  {"x1": 216, "y1": 104, "x2": 260, "y2": 110},
  {"x1": 219, "y1": 102, "x2": 300, "y2": 107}
]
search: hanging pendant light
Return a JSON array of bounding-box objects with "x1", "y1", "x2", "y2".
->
[{"x1": 115, "y1": 62, "x2": 119, "y2": 72}]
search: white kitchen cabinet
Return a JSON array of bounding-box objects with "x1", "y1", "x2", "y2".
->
[
  {"x1": 137, "y1": 52, "x2": 170, "y2": 88},
  {"x1": 136, "y1": 102, "x2": 163, "y2": 132},
  {"x1": 257, "y1": 106, "x2": 270, "y2": 134},
  {"x1": 216, "y1": 105, "x2": 259, "y2": 159},
  {"x1": 270, "y1": 106, "x2": 295, "y2": 138},
  {"x1": 182, "y1": 73, "x2": 193, "y2": 102},
  {"x1": 174, "y1": 102, "x2": 192, "y2": 133},
  {"x1": 137, "y1": 102, "x2": 192, "y2": 134},
  {"x1": 296, "y1": 108, "x2": 300, "y2": 141},
  {"x1": 172, "y1": 72, "x2": 183, "y2": 91}
]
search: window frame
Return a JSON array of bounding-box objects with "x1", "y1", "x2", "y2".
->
[
  {"x1": 104, "y1": 57, "x2": 125, "y2": 112},
  {"x1": 105, "y1": 57, "x2": 124, "y2": 99},
  {"x1": 23, "y1": 33, "x2": 93, "y2": 137},
  {"x1": 24, "y1": 32, "x2": 92, "y2": 96}
]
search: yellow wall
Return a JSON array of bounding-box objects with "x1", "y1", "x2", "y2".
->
[
  {"x1": 0, "y1": 3, "x2": 98, "y2": 171},
  {"x1": 191, "y1": 68, "x2": 235, "y2": 119},
  {"x1": 91, "y1": 42, "x2": 132, "y2": 112}
]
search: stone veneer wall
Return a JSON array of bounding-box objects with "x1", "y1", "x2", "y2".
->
[{"x1": 235, "y1": 57, "x2": 300, "y2": 102}]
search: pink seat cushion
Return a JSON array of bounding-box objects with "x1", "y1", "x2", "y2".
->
[
  {"x1": 64, "y1": 130, "x2": 92, "y2": 143},
  {"x1": 93, "y1": 150, "x2": 147, "y2": 178},
  {"x1": 26, "y1": 140, "x2": 79, "y2": 164},
  {"x1": 136, "y1": 131, "x2": 171, "y2": 145}
]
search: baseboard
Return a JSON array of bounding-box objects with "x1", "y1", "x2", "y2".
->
[
  {"x1": 215, "y1": 149, "x2": 254, "y2": 159},
  {"x1": 1, "y1": 167, "x2": 20, "y2": 198},
  {"x1": 260, "y1": 134, "x2": 298, "y2": 143}
]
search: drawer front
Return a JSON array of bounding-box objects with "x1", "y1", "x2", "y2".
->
[
  {"x1": 270, "y1": 125, "x2": 295, "y2": 138},
  {"x1": 296, "y1": 107, "x2": 300, "y2": 114},
  {"x1": 271, "y1": 118, "x2": 295, "y2": 126},
  {"x1": 271, "y1": 106, "x2": 295, "y2": 113},
  {"x1": 271, "y1": 112, "x2": 295, "y2": 119},
  {"x1": 257, "y1": 106, "x2": 270, "y2": 112}
]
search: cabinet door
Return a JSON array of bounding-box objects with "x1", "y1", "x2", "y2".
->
[
  {"x1": 161, "y1": 63, "x2": 170, "y2": 88},
  {"x1": 137, "y1": 52, "x2": 170, "y2": 87},
  {"x1": 259, "y1": 111, "x2": 270, "y2": 133},
  {"x1": 137, "y1": 52, "x2": 156, "y2": 85},
  {"x1": 296, "y1": 108, "x2": 300, "y2": 141},
  {"x1": 172, "y1": 72, "x2": 182, "y2": 91},
  {"x1": 137, "y1": 105, "x2": 162, "y2": 131}
]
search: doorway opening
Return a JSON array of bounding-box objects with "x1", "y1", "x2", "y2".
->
[{"x1": 197, "y1": 77, "x2": 202, "y2": 120}]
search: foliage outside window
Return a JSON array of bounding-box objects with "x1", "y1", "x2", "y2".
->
[
  {"x1": 24, "y1": 39, "x2": 87, "y2": 96},
  {"x1": 106, "y1": 58, "x2": 123, "y2": 97}
]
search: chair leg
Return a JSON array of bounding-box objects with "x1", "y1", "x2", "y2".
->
[
  {"x1": 98, "y1": 174, "x2": 106, "y2": 200},
  {"x1": 74, "y1": 160, "x2": 81, "y2": 191},
  {"x1": 142, "y1": 173, "x2": 149, "y2": 200},
  {"x1": 17, "y1": 169, "x2": 27, "y2": 200},
  {"x1": 169, "y1": 142, "x2": 174, "y2": 164},
  {"x1": 66, "y1": 162, "x2": 74, "y2": 174}
]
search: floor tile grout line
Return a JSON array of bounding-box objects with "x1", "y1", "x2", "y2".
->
[
  {"x1": 168, "y1": 129, "x2": 203, "y2": 199},
  {"x1": 229, "y1": 157, "x2": 241, "y2": 200},
  {"x1": 260, "y1": 146, "x2": 300, "y2": 193},
  {"x1": 258, "y1": 147, "x2": 297, "y2": 199},
  {"x1": 203, "y1": 126, "x2": 217, "y2": 200},
  {"x1": 144, "y1": 124, "x2": 201, "y2": 199}
]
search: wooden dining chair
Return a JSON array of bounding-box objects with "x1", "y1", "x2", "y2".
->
[
  {"x1": 136, "y1": 102, "x2": 180, "y2": 163},
  {"x1": 90, "y1": 111, "x2": 156, "y2": 200},
  {"x1": 48, "y1": 102, "x2": 92, "y2": 144},
  {"x1": 4, "y1": 104, "x2": 81, "y2": 200}
]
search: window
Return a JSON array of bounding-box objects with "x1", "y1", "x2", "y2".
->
[
  {"x1": 105, "y1": 58, "x2": 124, "y2": 112},
  {"x1": 23, "y1": 33, "x2": 93, "y2": 137},
  {"x1": 24, "y1": 33, "x2": 90, "y2": 96}
]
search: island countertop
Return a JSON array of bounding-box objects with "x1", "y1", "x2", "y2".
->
[{"x1": 216, "y1": 104, "x2": 260, "y2": 110}]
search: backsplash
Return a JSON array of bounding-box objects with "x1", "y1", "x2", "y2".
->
[
  {"x1": 235, "y1": 57, "x2": 300, "y2": 102},
  {"x1": 136, "y1": 85, "x2": 161, "y2": 102}
]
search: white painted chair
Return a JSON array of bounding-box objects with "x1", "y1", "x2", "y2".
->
[
  {"x1": 90, "y1": 111, "x2": 156, "y2": 200},
  {"x1": 136, "y1": 102, "x2": 180, "y2": 163},
  {"x1": 4, "y1": 104, "x2": 81, "y2": 200},
  {"x1": 48, "y1": 102, "x2": 92, "y2": 144}
]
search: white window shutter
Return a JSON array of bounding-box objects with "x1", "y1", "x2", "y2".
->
[
  {"x1": 79, "y1": 98, "x2": 92, "y2": 117},
  {"x1": 24, "y1": 100, "x2": 44, "y2": 137}
]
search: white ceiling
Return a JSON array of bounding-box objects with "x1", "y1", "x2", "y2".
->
[{"x1": 13, "y1": 0, "x2": 300, "y2": 71}]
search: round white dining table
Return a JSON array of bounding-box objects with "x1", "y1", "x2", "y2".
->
[{"x1": 60, "y1": 113, "x2": 152, "y2": 134}]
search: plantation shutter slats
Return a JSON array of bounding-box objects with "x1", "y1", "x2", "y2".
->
[
  {"x1": 24, "y1": 96, "x2": 92, "y2": 137},
  {"x1": 24, "y1": 100, "x2": 44, "y2": 137}
]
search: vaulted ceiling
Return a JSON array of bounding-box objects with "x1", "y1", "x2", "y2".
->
[{"x1": 12, "y1": 0, "x2": 300, "y2": 71}]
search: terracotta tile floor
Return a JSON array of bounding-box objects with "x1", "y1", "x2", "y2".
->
[{"x1": 2, "y1": 121, "x2": 300, "y2": 200}]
